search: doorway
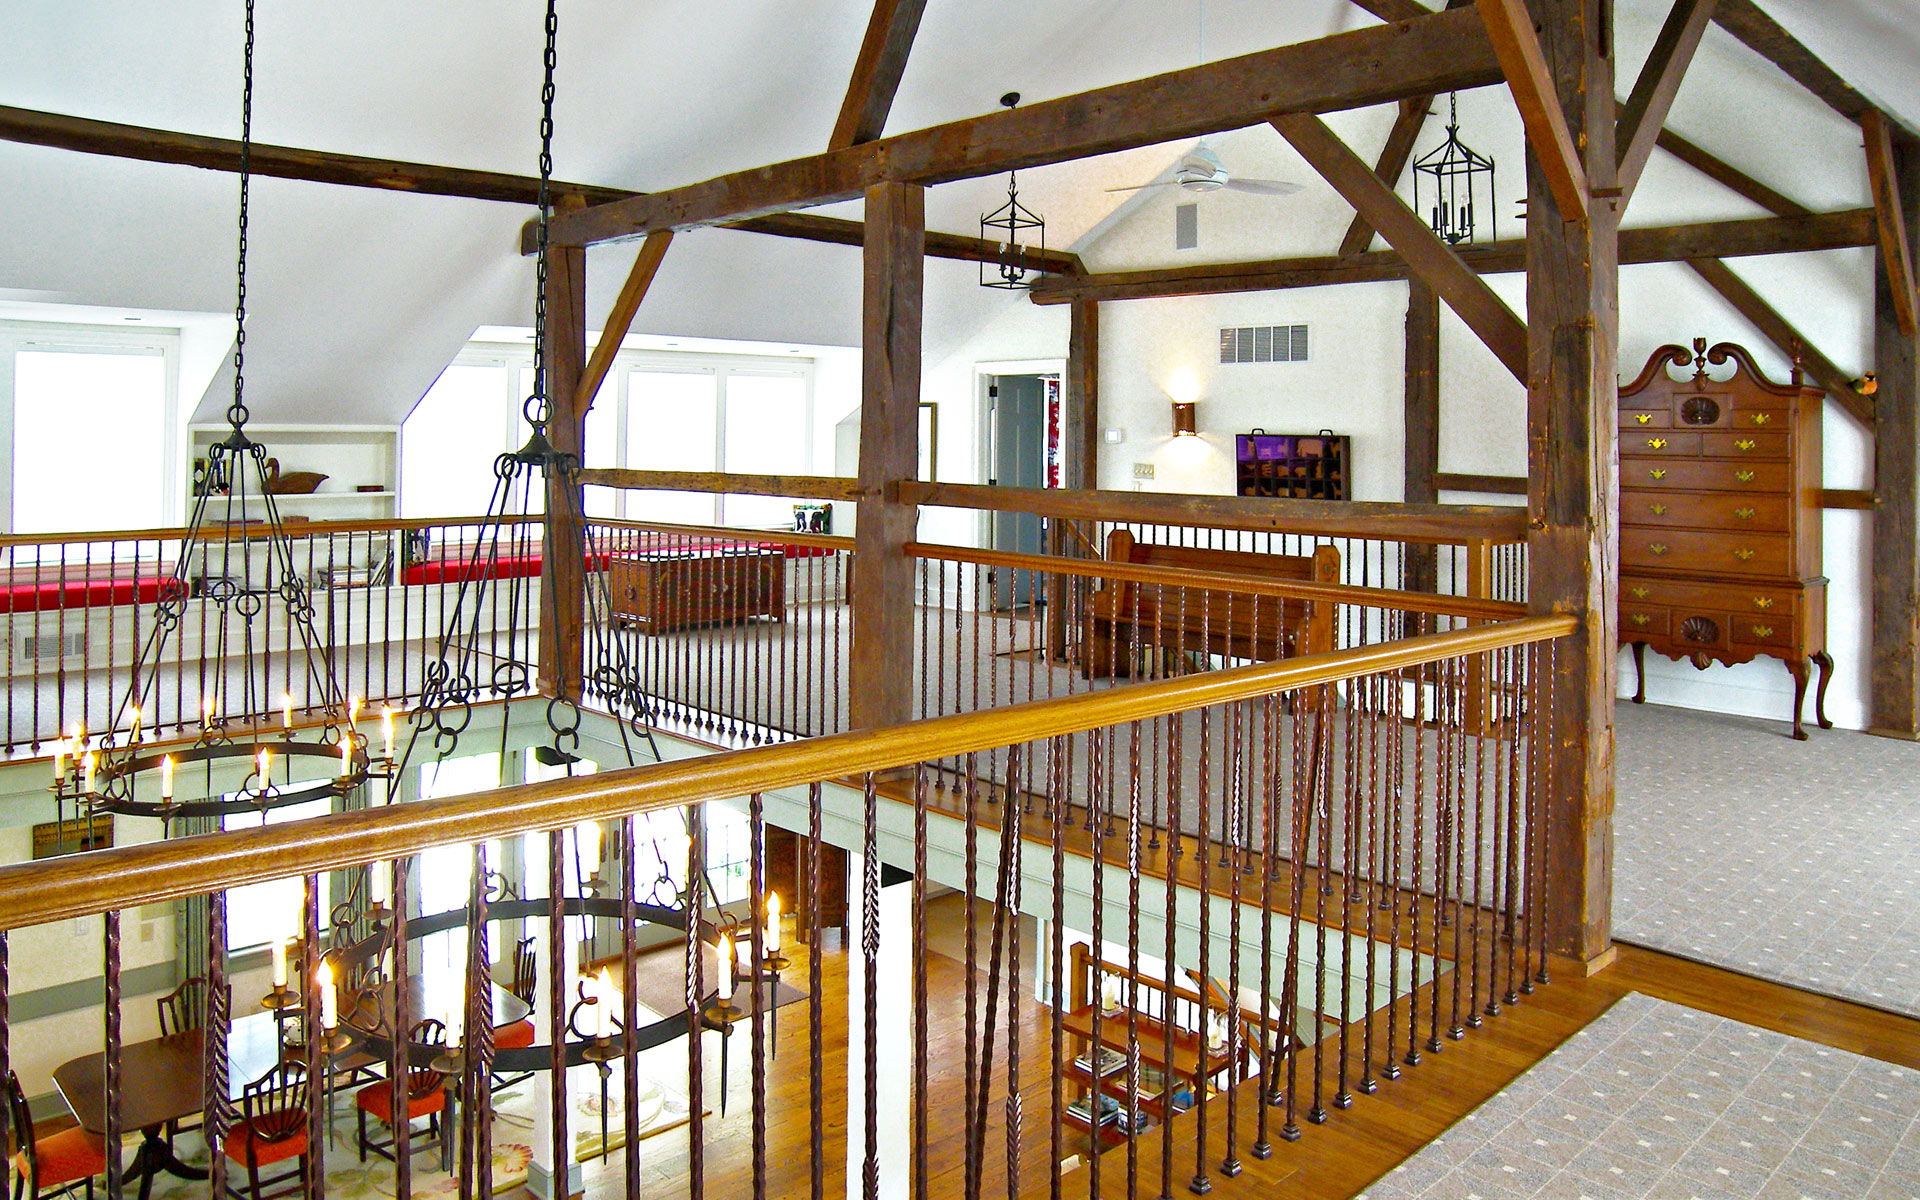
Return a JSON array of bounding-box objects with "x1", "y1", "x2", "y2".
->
[{"x1": 987, "y1": 373, "x2": 1056, "y2": 610}]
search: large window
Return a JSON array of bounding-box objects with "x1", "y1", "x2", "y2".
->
[
  {"x1": 1, "y1": 325, "x2": 180, "y2": 535},
  {"x1": 223, "y1": 792, "x2": 334, "y2": 953},
  {"x1": 401, "y1": 344, "x2": 813, "y2": 529}
]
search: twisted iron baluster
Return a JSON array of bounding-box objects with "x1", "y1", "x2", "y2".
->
[
  {"x1": 391, "y1": 859, "x2": 411, "y2": 1200},
  {"x1": 807, "y1": 783, "x2": 824, "y2": 1200},
  {"x1": 1253, "y1": 693, "x2": 1277, "y2": 1159},
  {"x1": 1280, "y1": 689, "x2": 1307, "y2": 1144},
  {"x1": 1002, "y1": 745, "x2": 1025, "y2": 1200},
  {"x1": 913, "y1": 766, "x2": 930, "y2": 1200},
  {"x1": 963, "y1": 752, "x2": 979, "y2": 1200},
  {"x1": 688, "y1": 803, "x2": 706, "y2": 1200},
  {"x1": 1360, "y1": 669, "x2": 1382, "y2": 1095},
  {"x1": 622, "y1": 820, "x2": 641, "y2": 1200},
  {"x1": 750, "y1": 793, "x2": 768, "y2": 1200},
  {"x1": 1125, "y1": 724, "x2": 1144, "y2": 1195},
  {"x1": 1191, "y1": 702, "x2": 1211, "y2": 1194},
  {"x1": 861, "y1": 773, "x2": 880, "y2": 1200},
  {"x1": 205, "y1": 891, "x2": 231, "y2": 1200},
  {"x1": 103, "y1": 911, "x2": 123, "y2": 1200},
  {"x1": 1223, "y1": 698, "x2": 1245, "y2": 1171},
  {"x1": 303, "y1": 875, "x2": 323, "y2": 1200},
  {"x1": 547, "y1": 832, "x2": 565, "y2": 1200},
  {"x1": 1047, "y1": 736, "x2": 1068, "y2": 1200},
  {"x1": 0, "y1": 932, "x2": 9, "y2": 1171}
]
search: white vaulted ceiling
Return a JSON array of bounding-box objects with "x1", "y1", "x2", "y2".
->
[{"x1": 0, "y1": 1, "x2": 1912, "y2": 425}]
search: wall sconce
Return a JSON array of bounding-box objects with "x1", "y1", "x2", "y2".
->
[{"x1": 1171, "y1": 400, "x2": 1198, "y2": 437}]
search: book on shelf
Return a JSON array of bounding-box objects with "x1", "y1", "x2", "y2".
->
[
  {"x1": 1074, "y1": 1047, "x2": 1127, "y2": 1079},
  {"x1": 1065, "y1": 1093, "x2": 1122, "y2": 1127}
]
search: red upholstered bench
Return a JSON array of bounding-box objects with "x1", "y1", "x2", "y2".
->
[{"x1": 0, "y1": 576, "x2": 170, "y2": 614}]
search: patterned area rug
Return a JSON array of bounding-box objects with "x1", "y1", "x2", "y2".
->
[
  {"x1": 1614, "y1": 702, "x2": 1920, "y2": 1018},
  {"x1": 1360, "y1": 993, "x2": 1920, "y2": 1200},
  {"x1": 147, "y1": 1065, "x2": 690, "y2": 1198}
]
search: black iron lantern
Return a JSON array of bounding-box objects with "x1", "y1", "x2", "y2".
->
[
  {"x1": 980, "y1": 92, "x2": 1046, "y2": 289},
  {"x1": 1413, "y1": 94, "x2": 1496, "y2": 246}
]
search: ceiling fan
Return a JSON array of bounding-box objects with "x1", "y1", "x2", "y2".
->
[{"x1": 1106, "y1": 143, "x2": 1301, "y2": 197}]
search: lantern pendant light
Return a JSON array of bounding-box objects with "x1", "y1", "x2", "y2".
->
[
  {"x1": 979, "y1": 92, "x2": 1047, "y2": 290},
  {"x1": 1412, "y1": 93, "x2": 1496, "y2": 246}
]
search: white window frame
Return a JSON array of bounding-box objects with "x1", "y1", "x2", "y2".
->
[{"x1": 0, "y1": 320, "x2": 184, "y2": 534}]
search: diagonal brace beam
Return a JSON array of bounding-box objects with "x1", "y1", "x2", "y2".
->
[
  {"x1": 1273, "y1": 111, "x2": 1527, "y2": 382},
  {"x1": 575, "y1": 230, "x2": 673, "y2": 412},
  {"x1": 830, "y1": 0, "x2": 930, "y2": 149},
  {"x1": 1616, "y1": 0, "x2": 1717, "y2": 204},
  {"x1": 1477, "y1": 0, "x2": 1589, "y2": 220},
  {"x1": 1865, "y1": 108, "x2": 1920, "y2": 338}
]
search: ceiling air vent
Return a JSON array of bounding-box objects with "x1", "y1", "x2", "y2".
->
[
  {"x1": 1175, "y1": 203, "x2": 1198, "y2": 250},
  {"x1": 1219, "y1": 324, "x2": 1308, "y2": 365}
]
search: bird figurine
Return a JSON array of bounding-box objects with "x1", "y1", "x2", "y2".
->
[{"x1": 1851, "y1": 373, "x2": 1878, "y2": 396}]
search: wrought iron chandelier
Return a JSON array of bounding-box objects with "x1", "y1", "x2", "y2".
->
[
  {"x1": 1413, "y1": 93, "x2": 1496, "y2": 246},
  {"x1": 979, "y1": 92, "x2": 1046, "y2": 290},
  {"x1": 50, "y1": 0, "x2": 374, "y2": 841}
]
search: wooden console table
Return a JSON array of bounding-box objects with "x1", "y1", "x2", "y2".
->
[{"x1": 608, "y1": 548, "x2": 785, "y2": 634}]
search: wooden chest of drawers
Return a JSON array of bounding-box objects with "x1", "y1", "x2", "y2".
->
[
  {"x1": 608, "y1": 549, "x2": 786, "y2": 634},
  {"x1": 1617, "y1": 340, "x2": 1832, "y2": 739}
]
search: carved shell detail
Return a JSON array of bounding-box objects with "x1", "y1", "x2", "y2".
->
[{"x1": 1680, "y1": 616, "x2": 1720, "y2": 644}]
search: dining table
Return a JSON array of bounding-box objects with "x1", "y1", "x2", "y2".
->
[{"x1": 51, "y1": 976, "x2": 528, "y2": 1200}]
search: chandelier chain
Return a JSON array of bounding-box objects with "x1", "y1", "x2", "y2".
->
[
  {"x1": 527, "y1": 0, "x2": 558, "y2": 430},
  {"x1": 228, "y1": 0, "x2": 255, "y2": 432}
]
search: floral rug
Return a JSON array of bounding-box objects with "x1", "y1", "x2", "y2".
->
[{"x1": 146, "y1": 1065, "x2": 691, "y2": 1198}]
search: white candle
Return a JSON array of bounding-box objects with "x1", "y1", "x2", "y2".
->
[
  {"x1": 257, "y1": 749, "x2": 271, "y2": 784},
  {"x1": 282, "y1": 693, "x2": 293, "y2": 730},
  {"x1": 340, "y1": 737, "x2": 353, "y2": 778},
  {"x1": 83, "y1": 752, "x2": 96, "y2": 794},
  {"x1": 716, "y1": 935, "x2": 734, "y2": 1002},
  {"x1": 766, "y1": 892, "x2": 782, "y2": 953},
  {"x1": 161, "y1": 756, "x2": 174, "y2": 801},
  {"x1": 382, "y1": 707, "x2": 395, "y2": 760},
  {"x1": 370, "y1": 859, "x2": 390, "y2": 907},
  {"x1": 1100, "y1": 975, "x2": 1119, "y2": 1013},
  {"x1": 202, "y1": 695, "x2": 215, "y2": 728},
  {"x1": 128, "y1": 707, "x2": 141, "y2": 744},
  {"x1": 348, "y1": 696, "x2": 360, "y2": 730},
  {"x1": 270, "y1": 939, "x2": 288, "y2": 989},
  {"x1": 316, "y1": 960, "x2": 337, "y2": 1029},
  {"x1": 595, "y1": 967, "x2": 614, "y2": 1039},
  {"x1": 576, "y1": 820, "x2": 602, "y2": 876},
  {"x1": 52, "y1": 738, "x2": 67, "y2": 780}
]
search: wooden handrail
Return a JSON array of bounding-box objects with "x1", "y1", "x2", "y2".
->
[
  {"x1": 0, "y1": 615, "x2": 1573, "y2": 931},
  {"x1": 901, "y1": 482, "x2": 1528, "y2": 543},
  {"x1": 589, "y1": 517, "x2": 855, "y2": 554},
  {"x1": 0, "y1": 514, "x2": 534, "y2": 551},
  {"x1": 580, "y1": 467, "x2": 867, "y2": 503},
  {"x1": 908, "y1": 541, "x2": 1526, "y2": 622}
]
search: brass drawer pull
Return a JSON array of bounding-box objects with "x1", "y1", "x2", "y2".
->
[
  {"x1": 1647, "y1": 437, "x2": 1668, "y2": 449},
  {"x1": 1649, "y1": 543, "x2": 1669, "y2": 556},
  {"x1": 1735, "y1": 438, "x2": 1756, "y2": 451},
  {"x1": 1752, "y1": 413, "x2": 1771, "y2": 426},
  {"x1": 1753, "y1": 597, "x2": 1774, "y2": 610},
  {"x1": 1634, "y1": 414, "x2": 1653, "y2": 425},
  {"x1": 1649, "y1": 503, "x2": 1668, "y2": 515},
  {"x1": 1753, "y1": 624, "x2": 1774, "y2": 638},
  {"x1": 1734, "y1": 548, "x2": 1756, "y2": 561},
  {"x1": 1734, "y1": 507, "x2": 1755, "y2": 520},
  {"x1": 1630, "y1": 586, "x2": 1650, "y2": 599},
  {"x1": 1630, "y1": 614, "x2": 1651, "y2": 627},
  {"x1": 1735, "y1": 470, "x2": 1755, "y2": 482},
  {"x1": 1649, "y1": 468, "x2": 1667, "y2": 480}
]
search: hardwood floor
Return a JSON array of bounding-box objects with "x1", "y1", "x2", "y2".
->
[{"x1": 552, "y1": 902, "x2": 1920, "y2": 1200}]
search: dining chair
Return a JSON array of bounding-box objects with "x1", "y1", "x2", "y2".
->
[
  {"x1": 154, "y1": 977, "x2": 218, "y2": 1152},
  {"x1": 354, "y1": 1018, "x2": 448, "y2": 1163},
  {"x1": 221, "y1": 1062, "x2": 309, "y2": 1200},
  {"x1": 491, "y1": 938, "x2": 538, "y2": 1089},
  {"x1": 7, "y1": 1071, "x2": 106, "y2": 1200}
]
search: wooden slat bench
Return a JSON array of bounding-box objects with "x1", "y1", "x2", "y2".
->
[{"x1": 1081, "y1": 531, "x2": 1340, "y2": 678}]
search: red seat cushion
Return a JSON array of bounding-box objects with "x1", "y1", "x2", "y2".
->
[
  {"x1": 14, "y1": 1127, "x2": 106, "y2": 1187},
  {"x1": 493, "y1": 1018, "x2": 536, "y2": 1050},
  {"x1": 222, "y1": 1122, "x2": 308, "y2": 1168},
  {"x1": 354, "y1": 1078, "x2": 446, "y2": 1123}
]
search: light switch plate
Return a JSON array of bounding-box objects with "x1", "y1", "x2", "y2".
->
[{"x1": 1103, "y1": 428, "x2": 1126, "y2": 444}]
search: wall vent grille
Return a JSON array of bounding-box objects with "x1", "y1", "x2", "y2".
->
[
  {"x1": 1220, "y1": 324, "x2": 1308, "y2": 364},
  {"x1": 21, "y1": 632, "x2": 85, "y2": 661}
]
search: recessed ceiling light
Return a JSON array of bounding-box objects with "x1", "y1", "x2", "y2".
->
[{"x1": 123, "y1": 316, "x2": 141, "y2": 322}]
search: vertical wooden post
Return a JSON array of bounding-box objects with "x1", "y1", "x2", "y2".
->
[
  {"x1": 539, "y1": 194, "x2": 589, "y2": 700},
  {"x1": 1873, "y1": 130, "x2": 1920, "y2": 738},
  {"x1": 1524, "y1": 0, "x2": 1619, "y2": 967},
  {"x1": 1404, "y1": 279, "x2": 1442, "y2": 613},
  {"x1": 1048, "y1": 299, "x2": 1100, "y2": 662},
  {"x1": 850, "y1": 181, "x2": 925, "y2": 730}
]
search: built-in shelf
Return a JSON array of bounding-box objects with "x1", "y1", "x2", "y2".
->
[{"x1": 188, "y1": 424, "x2": 400, "y2": 518}]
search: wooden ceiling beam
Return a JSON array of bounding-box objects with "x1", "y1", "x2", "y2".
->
[
  {"x1": 544, "y1": 7, "x2": 1506, "y2": 247},
  {"x1": 1687, "y1": 256, "x2": 1873, "y2": 425},
  {"x1": 1475, "y1": 0, "x2": 1589, "y2": 221},
  {"x1": 1654, "y1": 128, "x2": 1809, "y2": 218},
  {"x1": 0, "y1": 104, "x2": 1081, "y2": 276},
  {"x1": 1345, "y1": 0, "x2": 1436, "y2": 20},
  {"x1": 1616, "y1": 0, "x2": 1717, "y2": 205},
  {"x1": 1338, "y1": 96, "x2": 1436, "y2": 257},
  {"x1": 1865, "y1": 108, "x2": 1920, "y2": 338},
  {"x1": 1710, "y1": 0, "x2": 1872, "y2": 124},
  {"x1": 829, "y1": 0, "x2": 930, "y2": 149},
  {"x1": 575, "y1": 230, "x2": 673, "y2": 411},
  {"x1": 1029, "y1": 209, "x2": 1873, "y2": 303},
  {"x1": 1273, "y1": 111, "x2": 1527, "y2": 381}
]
